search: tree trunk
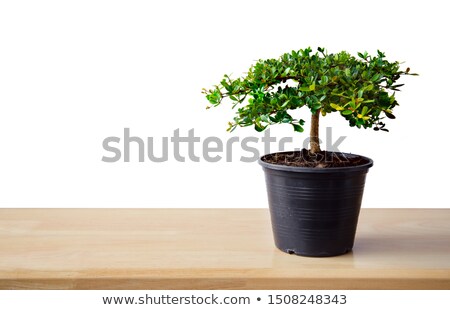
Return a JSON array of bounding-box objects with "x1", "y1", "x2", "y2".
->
[{"x1": 310, "y1": 110, "x2": 321, "y2": 153}]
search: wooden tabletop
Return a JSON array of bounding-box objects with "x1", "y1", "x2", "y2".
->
[{"x1": 0, "y1": 208, "x2": 449, "y2": 290}]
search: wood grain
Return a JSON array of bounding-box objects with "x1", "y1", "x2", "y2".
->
[{"x1": 0, "y1": 208, "x2": 449, "y2": 289}]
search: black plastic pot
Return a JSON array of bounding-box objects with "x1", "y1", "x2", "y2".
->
[{"x1": 259, "y1": 152, "x2": 373, "y2": 257}]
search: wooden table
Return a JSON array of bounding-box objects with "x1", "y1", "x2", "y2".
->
[{"x1": 0, "y1": 208, "x2": 449, "y2": 289}]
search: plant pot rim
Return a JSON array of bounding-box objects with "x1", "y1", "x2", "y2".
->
[{"x1": 259, "y1": 151, "x2": 373, "y2": 173}]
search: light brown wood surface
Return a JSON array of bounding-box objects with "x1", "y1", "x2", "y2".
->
[{"x1": 0, "y1": 208, "x2": 449, "y2": 289}]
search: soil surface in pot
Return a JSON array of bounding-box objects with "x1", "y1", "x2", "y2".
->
[{"x1": 262, "y1": 149, "x2": 369, "y2": 168}]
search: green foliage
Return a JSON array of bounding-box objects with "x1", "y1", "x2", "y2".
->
[{"x1": 202, "y1": 47, "x2": 417, "y2": 133}]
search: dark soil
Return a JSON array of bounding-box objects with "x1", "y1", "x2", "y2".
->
[{"x1": 261, "y1": 149, "x2": 369, "y2": 168}]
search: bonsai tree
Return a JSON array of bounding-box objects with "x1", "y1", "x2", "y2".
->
[
  {"x1": 202, "y1": 47, "x2": 417, "y2": 154},
  {"x1": 203, "y1": 48, "x2": 417, "y2": 256}
]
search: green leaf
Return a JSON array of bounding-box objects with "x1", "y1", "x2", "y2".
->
[
  {"x1": 371, "y1": 74, "x2": 381, "y2": 82},
  {"x1": 260, "y1": 115, "x2": 269, "y2": 123},
  {"x1": 330, "y1": 103, "x2": 344, "y2": 111},
  {"x1": 309, "y1": 83, "x2": 316, "y2": 91},
  {"x1": 342, "y1": 110, "x2": 353, "y2": 115},
  {"x1": 348, "y1": 99, "x2": 356, "y2": 109},
  {"x1": 220, "y1": 80, "x2": 229, "y2": 90},
  {"x1": 282, "y1": 67, "x2": 291, "y2": 77},
  {"x1": 356, "y1": 118, "x2": 365, "y2": 125},
  {"x1": 227, "y1": 125, "x2": 237, "y2": 132},
  {"x1": 281, "y1": 100, "x2": 290, "y2": 108},
  {"x1": 385, "y1": 111, "x2": 396, "y2": 119},
  {"x1": 254, "y1": 124, "x2": 266, "y2": 132},
  {"x1": 292, "y1": 124, "x2": 304, "y2": 132},
  {"x1": 312, "y1": 103, "x2": 322, "y2": 111},
  {"x1": 361, "y1": 106, "x2": 368, "y2": 116},
  {"x1": 357, "y1": 90, "x2": 364, "y2": 98},
  {"x1": 391, "y1": 84, "x2": 405, "y2": 89}
]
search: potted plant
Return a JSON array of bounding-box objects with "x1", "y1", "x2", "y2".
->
[{"x1": 202, "y1": 47, "x2": 416, "y2": 257}]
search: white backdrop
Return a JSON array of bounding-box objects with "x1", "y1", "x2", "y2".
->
[{"x1": 0, "y1": 0, "x2": 448, "y2": 208}]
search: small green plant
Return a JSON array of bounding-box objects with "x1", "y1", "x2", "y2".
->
[{"x1": 202, "y1": 47, "x2": 417, "y2": 153}]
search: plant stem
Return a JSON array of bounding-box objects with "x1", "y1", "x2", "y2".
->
[{"x1": 310, "y1": 110, "x2": 321, "y2": 153}]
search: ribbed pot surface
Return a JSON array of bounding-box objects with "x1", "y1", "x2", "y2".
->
[{"x1": 259, "y1": 152, "x2": 373, "y2": 257}]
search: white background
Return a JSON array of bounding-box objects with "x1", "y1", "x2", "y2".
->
[{"x1": 1, "y1": 0, "x2": 449, "y2": 209}]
